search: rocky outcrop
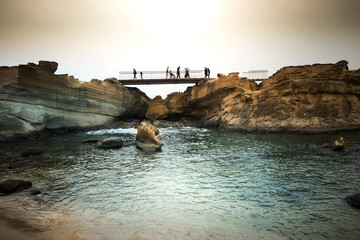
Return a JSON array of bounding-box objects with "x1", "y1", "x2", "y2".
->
[
  {"x1": 0, "y1": 61, "x2": 150, "y2": 141},
  {"x1": 135, "y1": 122, "x2": 163, "y2": 151},
  {"x1": 145, "y1": 96, "x2": 170, "y2": 120},
  {"x1": 0, "y1": 180, "x2": 32, "y2": 194},
  {"x1": 147, "y1": 60, "x2": 360, "y2": 133}
]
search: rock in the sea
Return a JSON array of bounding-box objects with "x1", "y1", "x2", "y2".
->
[
  {"x1": 21, "y1": 149, "x2": 43, "y2": 157},
  {"x1": 0, "y1": 180, "x2": 32, "y2": 194},
  {"x1": 0, "y1": 61, "x2": 150, "y2": 142},
  {"x1": 98, "y1": 137, "x2": 123, "y2": 149},
  {"x1": 345, "y1": 193, "x2": 360, "y2": 209},
  {"x1": 331, "y1": 137, "x2": 345, "y2": 151},
  {"x1": 136, "y1": 122, "x2": 163, "y2": 151}
]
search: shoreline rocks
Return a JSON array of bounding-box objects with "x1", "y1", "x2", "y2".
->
[
  {"x1": 146, "y1": 60, "x2": 360, "y2": 133},
  {"x1": 0, "y1": 61, "x2": 150, "y2": 142}
]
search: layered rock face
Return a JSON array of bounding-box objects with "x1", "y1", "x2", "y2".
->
[
  {"x1": 149, "y1": 61, "x2": 360, "y2": 132},
  {"x1": 0, "y1": 61, "x2": 150, "y2": 141}
]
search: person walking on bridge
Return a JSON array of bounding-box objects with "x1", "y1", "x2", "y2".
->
[
  {"x1": 176, "y1": 66, "x2": 181, "y2": 78},
  {"x1": 185, "y1": 68, "x2": 190, "y2": 78},
  {"x1": 166, "y1": 67, "x2": 169, "y2": 79},
  {"x1": 133, "y1": 68, "x2": 137, "y2": 79}
]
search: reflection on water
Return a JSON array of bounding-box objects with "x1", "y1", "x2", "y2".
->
[{"x1": 1, "y1": 127, "x2": 360, "y2": 240}]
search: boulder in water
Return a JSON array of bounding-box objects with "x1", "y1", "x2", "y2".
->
[
  {"x1": 98, "y1": 137, "x2": 123, "y2": 149},
  {"x1": 345, "y1": 193, "x2": 360, "y2": 209},
  {"x1": 136, "y1": 122, "x2": 163, "y2": 151},
  {"x1": 331, "y1": 137, "x2": 345, "y2": 151},
  {"x1": 0, "y1": 180, "x2": 32, "y2": 194}
]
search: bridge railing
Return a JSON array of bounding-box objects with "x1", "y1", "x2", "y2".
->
[
  {"x1": 242, "y1": 70, "x2": 269, "y2": 80},
  {"x1": 119, "y1": 70, "x2": 205, "y2": 80}
]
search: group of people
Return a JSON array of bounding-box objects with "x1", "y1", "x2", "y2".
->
[
  {"x1": 166, "y1": 66, "x2": 191, "y2": 79},
  {"x1": 132, "y1": 66, "x2": 210, "y2": 79},
  {"x1": 132, "y1": 68, "x2": 143, "y2": 79}
]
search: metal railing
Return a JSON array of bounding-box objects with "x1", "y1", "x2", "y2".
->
[
  {"x1": 242, "y1": 70, "x2": 269, "y2": 80},
  {"x1": 119, "y1": 70, "x2": 205, "y2": 80}
]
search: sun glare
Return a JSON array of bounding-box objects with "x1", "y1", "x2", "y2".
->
[{"x1": 128, "y1": 0, "x2": 217, "y2": 35}]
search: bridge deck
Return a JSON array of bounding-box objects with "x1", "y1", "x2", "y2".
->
[{"x1": 119, "y1": 78, "x2": 209, "y2": 85}]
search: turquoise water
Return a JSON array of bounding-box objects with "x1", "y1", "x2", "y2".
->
[{"x1": 0, "y1": 127, "x2": 360, "y2": 240}]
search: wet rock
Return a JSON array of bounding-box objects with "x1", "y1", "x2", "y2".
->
[
  {"x1": 8, "y1": 159, "x2": 39, "y2": 169},
  {"x1": 81, "y1": 139, "x2": 99, "y2": 144},
  {"x1": 136, "y1": 122, "x2": 163, "y2": 151},
  {"x1": 98, "y1": 137, "x2": 123, "y2": 149},
  {"x1": 21, "y1": 149, "x2": 43, "y2": 157},
  {"x1": 0, "y1": 180, "x2": 32, "y2": 194},
  {"x1": 345, "y1": 193, "x2": 360, "y2": 209},
  {"x1": 30, "y1": 189, "x2": 42, "y2": 195},
  {"x1": 331, "y1": 137, "x2": 345, "y2": 151}
]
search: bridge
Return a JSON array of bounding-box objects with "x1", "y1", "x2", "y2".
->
[
  {"x1": 117, "y1": 69, "x2": 269, "y2": 85},
  {"x1": 118, "y1": 70, "x2": 207, "y2": 85}
]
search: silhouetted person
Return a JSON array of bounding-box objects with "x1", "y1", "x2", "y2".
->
[
  {"x1": 133, "y1": 68, "x2": 137, "y2": 79},
  {"x1": 204, "y1": 67, "x2": 210, "y2": 78},
  {"x1": 185, "y1": 68, "x2": 190, "y2": 78},
  {"x1": 176, "y1": 66, "x2": 181, "y2": 78},
  {"x1": 140, "y1": 71, "x2": 143, "y2": 79},
  {"x1": 166, "y1": 67, "x2": 169, "y2": 79}
]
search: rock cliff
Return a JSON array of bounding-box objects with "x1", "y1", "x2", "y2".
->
[
  {"x1": 0, "y1": 61, "x2": 150, "y2": 141},
  {"x1": 149, "y1": 60, "x2": 360, "y2": 132}
]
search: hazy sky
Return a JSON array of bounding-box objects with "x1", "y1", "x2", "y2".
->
[{"x1": 1, "y1": 0, "x2": 360, "y2": 98}]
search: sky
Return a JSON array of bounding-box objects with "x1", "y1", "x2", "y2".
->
[{"x1": 1, "y1": 0, "x2": 360, "y2": 98}]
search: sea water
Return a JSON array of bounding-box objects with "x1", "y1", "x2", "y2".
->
[{"x1": 0, "y1": 127, "x2": 360, "y2": 240}]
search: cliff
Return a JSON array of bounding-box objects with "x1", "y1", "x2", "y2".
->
[
  {"x1": 148, "y1": 60, "x2": 360, "y2": 132},
  {"x1": 0, "y1": 61, "x2": 150, "y2": 141}
]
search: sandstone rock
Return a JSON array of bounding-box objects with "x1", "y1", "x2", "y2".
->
[
  {"x1": 21, "y1": 149, "x2": 43, "y2": 157},
  {"x1": 331, "y1": 137, "x2": 345, "y2": 151},
  {"x1": 165, "y1": 92, "x2": 190, "y2": 119},
  {"x1": 345, "y1": 193, "x2": 360, "y2": 209},
  {"x1": 145, "y1": 96, "x2": 170, "y2": 120},
  {"x1": 162, "y1": 61, "x2": 360, "y2": 133},
  {"x1": 0, "y1": 180, "x2": 32, "y2": 194},
  {"x1": 98, "y1": 137, "x2": 123, "y2": 149},
  {"x1": 0, "y1": 61, "x2": 150, "y2": 142},
  {"x1": 136, "y1": 122, "x2": 163, "y2": 151}
]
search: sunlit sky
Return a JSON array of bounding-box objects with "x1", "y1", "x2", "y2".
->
[{"x1": 1, "y1": 0, "x2": 360, "y2": 98}]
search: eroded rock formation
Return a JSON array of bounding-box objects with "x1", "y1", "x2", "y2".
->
[
  {"x1": 0, "y1": 61, "x2": 150, "y2": 141},
  {"x1": 148, "y1": 60, "x2": 360, "y2": 133},
  {"x1": 136, "y1": 121, "x2": 163, "y2": 151}
]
